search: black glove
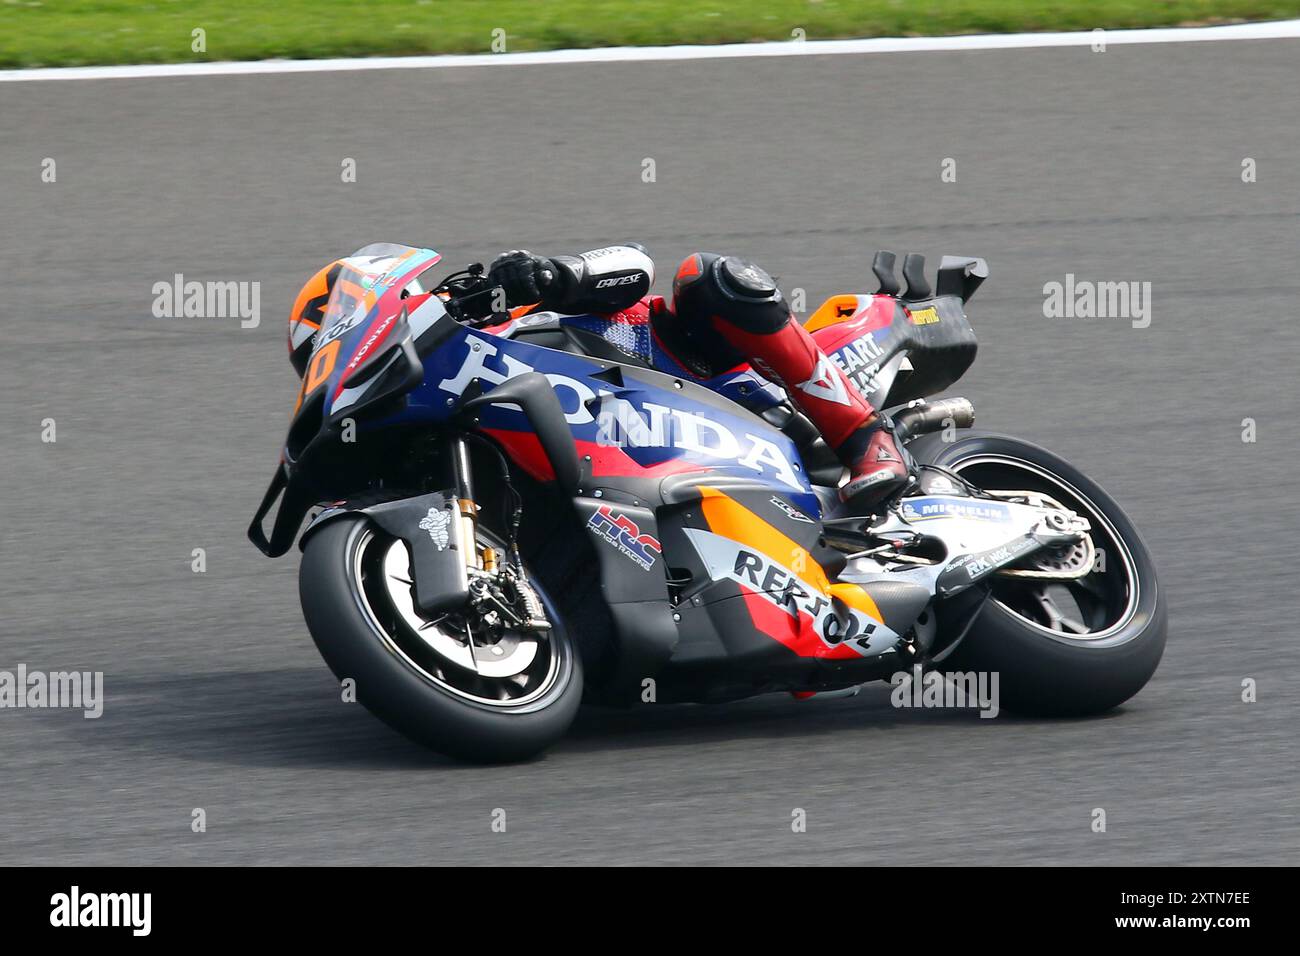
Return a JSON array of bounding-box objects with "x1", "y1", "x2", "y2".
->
[{"x1": 488, "y1": 250, "x2": 556, "y2": 306}]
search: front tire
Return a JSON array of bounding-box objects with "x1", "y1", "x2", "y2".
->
[
  {"x1": 908, "y1": 431, "x2": 1166, "y2": 716},
  {"x1": 299, "y1": 515, "x2": 582, "y2": 762}
]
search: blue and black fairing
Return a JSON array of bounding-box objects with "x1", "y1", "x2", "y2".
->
[{"x1": 401, "y1": 320, "x2": 822, "y2": 515}]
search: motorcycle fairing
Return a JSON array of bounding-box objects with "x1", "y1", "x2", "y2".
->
[
  {"x1": 805, "y1": 290, "x2": 978, "y2": 411},
  {"x1": 303, "y1": 491, "x2": 472, "y2": 615},
  {"x1": 646, "y1": 478, "x2": 926, "y2": 681},
  {"x1": 683, "y1": 486, "x2": 902, "y2": 658},
  {"x1": 252, "y1": 245, "x2": 445, "y2": 555},
  {"x1": 252, "y1": 284, "x2": 820, "y2": 558},
  {"x1": 572, "y1": 496, "x2": 679, "y2": 695},
  {"x1": 408, "y1": 324, "x2": 822, "y2": 516},
  {"x1": 288, "y1": 245, "x2": 442, "y2": 427}
]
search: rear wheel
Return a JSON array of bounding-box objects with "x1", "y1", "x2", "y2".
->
[
  {"x1": 299, "y1": 515, "x2": 582, "y2": 762},
  {"x1": 907, "y1": 431, "x2": 1166, "y2": 716}
]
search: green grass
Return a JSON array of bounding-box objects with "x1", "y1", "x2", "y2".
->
[{"x1": 3, "y1": 0, "x2": 1299, "y2": 69}]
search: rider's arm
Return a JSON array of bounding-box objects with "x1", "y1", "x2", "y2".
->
[{"x1": 489, "y1": 243, "x2": 654, "y2": 314}]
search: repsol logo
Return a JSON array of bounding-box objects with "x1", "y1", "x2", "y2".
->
[
  {"x1": 439, "y1": 335, "x2": 804, "y2": 490},
  {"x1": 315, "y1": 310, "x2": 367, "y2": 348},
  {"x1": 733, "y1": 548, "x2": 878, "y2": 648},
  {"x1": 683, "y1": 526, "x2": 899, "y2": 657}
]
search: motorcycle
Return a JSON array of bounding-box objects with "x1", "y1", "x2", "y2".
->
[{"x1": 249, "y1": 243, "x2": 1166, "y2": 762}]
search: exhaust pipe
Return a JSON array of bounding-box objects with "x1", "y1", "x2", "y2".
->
[{"x1": 892, "y1": 397, "x2": 975, "y2": 442}]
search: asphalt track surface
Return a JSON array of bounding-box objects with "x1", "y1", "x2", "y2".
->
[{"x1": 2, "y1": 39, "x2": 1298, "y2": 866}]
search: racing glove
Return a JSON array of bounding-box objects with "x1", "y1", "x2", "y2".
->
[
  {"x1": 490, "y1": 244, "x2": 654, "y2": 314},
  {"x1": 489, "y1": 250, "x2": 557, "y2": 307}
]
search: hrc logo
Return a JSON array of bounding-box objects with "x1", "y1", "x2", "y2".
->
[{"x1": 587, "y1": 505, "x2": 661, "y2": 571}]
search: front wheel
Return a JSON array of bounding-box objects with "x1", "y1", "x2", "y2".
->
[
  {"x1": 299, "y1": 515, "x2": 582, "y2": 762},
  {"x1": 907, "y1": 431, "x2": 1166, "y2": 716}
]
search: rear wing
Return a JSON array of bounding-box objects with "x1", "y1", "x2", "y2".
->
[
  {"x1": 873, "y1": 250, "x2": 988, "y2": 304},
  {"x1": 805, "y1": 251, "x2": 988, "y2": 332},
  {"x1": 804, "y1": 251, "x2": 986, "y2": 408}
]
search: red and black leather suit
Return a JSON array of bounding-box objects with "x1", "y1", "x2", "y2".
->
[{"x1": 489, "y1": 244, "x2": 908, "y2": 507}]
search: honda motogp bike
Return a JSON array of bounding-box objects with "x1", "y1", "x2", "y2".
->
[{"x1": 249, "y1": 243, "x2": 1166, "y2": 762}]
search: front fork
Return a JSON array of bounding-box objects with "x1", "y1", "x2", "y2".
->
[
  {"x1": 448, "y1": 433, "x2": 548, "y2": 630},
  {"x1": 450, "y1": 435, "x2": 480, "y2": 565},
  {"x1": 448, "y1": 434, "x2": 499, "y2": 575}
]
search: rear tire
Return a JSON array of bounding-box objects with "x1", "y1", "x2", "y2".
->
[
  {"x1": 299, "y1": 515, "x2": 582, "y2": 762},
  {"x1": 907, "y1": 431, "x2": 1166, "y2": 716}
]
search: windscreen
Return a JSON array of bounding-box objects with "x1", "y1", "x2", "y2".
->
[{"x1": 314, "y1": 243, "x2": 440, "y2": 348}]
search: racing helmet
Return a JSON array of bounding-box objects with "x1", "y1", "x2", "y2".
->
[{"x1": 286, "y1": 261, "x2": 342, "y2": 378}]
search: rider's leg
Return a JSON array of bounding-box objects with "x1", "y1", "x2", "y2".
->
[{"x1": 671, "y1": 253, "x2": 908, "y2": 508}]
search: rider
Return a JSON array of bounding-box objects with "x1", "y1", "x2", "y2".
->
[{"x1": 488, "y1": 244, "x2": 909, "y2": 509}]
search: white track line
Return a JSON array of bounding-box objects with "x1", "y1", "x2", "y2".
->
[{"x1": 2, "y1": 19, "x2": 1298, "y2": 83}]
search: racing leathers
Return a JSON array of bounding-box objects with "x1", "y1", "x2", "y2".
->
[{"x1": 488, "y1": 244, "x2": 909, "y2": 509}]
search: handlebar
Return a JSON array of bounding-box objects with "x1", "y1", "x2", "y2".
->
[{"x1": 432, "y1": 264, "x2": 507, "y2": 324}]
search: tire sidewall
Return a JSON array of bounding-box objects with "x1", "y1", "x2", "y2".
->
[
  {"x1": 906, "y1": 430, "x2": 1167, "y2": 715},
  {"x1": 299, "y1": 515, "x2": 583, "y2": 762}
]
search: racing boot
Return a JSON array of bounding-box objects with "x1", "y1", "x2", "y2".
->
[
  {"x1": 833, "y1": 411, "x2": 910, "y2": 507},
  {"x1": 672, "y1": 253, "x2": 910, "y2": 511}
]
